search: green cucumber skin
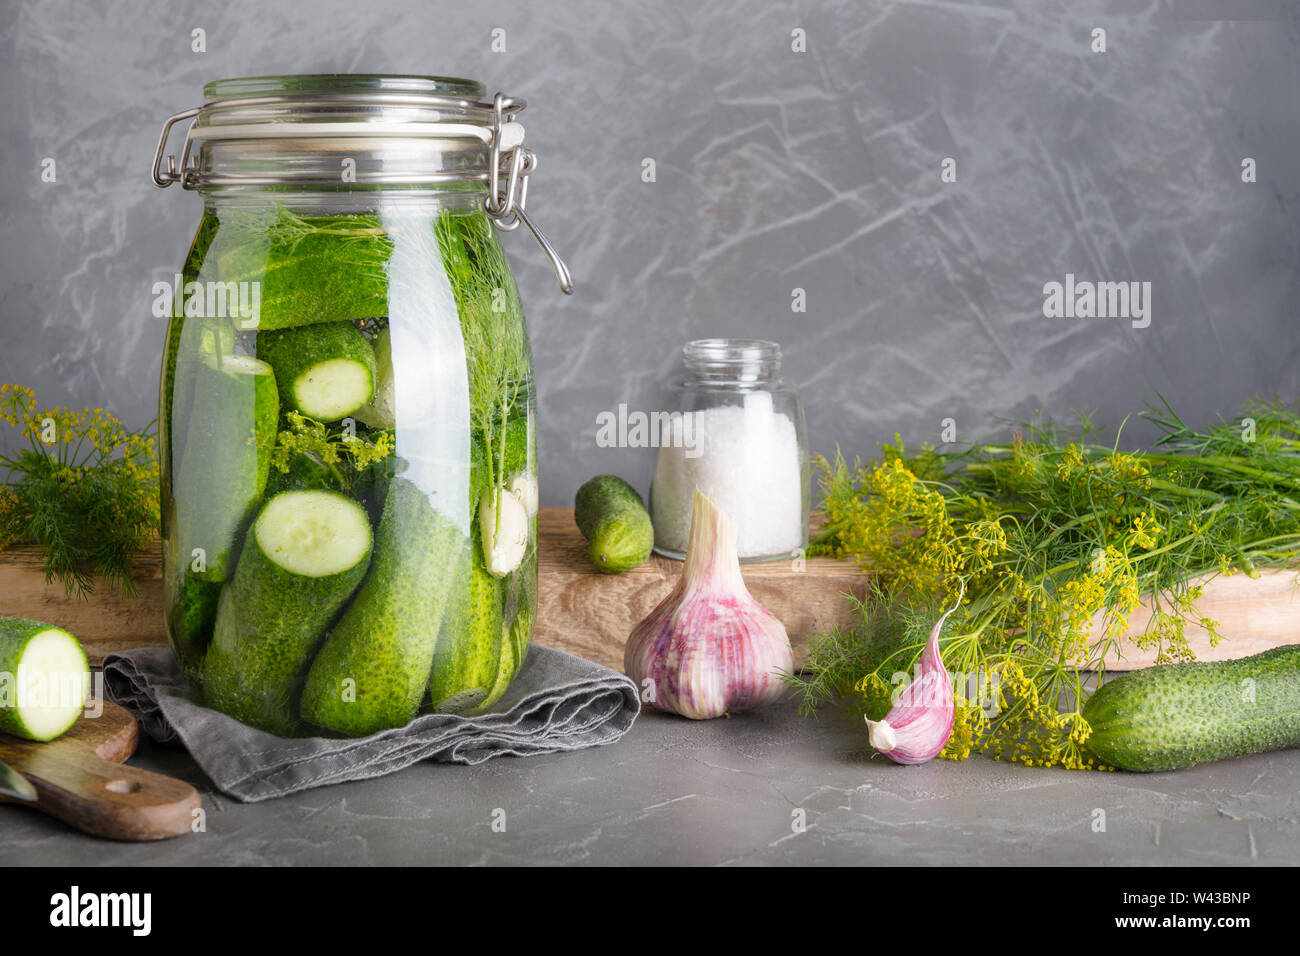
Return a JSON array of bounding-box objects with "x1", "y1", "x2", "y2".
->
[
  {"x1": 214, "y1": 213, "x2": 391, "y2": 331},
  {"x1": 472, "y1": 545, "x2": 538, "y2": 714},
  {"x1": 434, "y1": 431, "x2": 535, "y2": 714},
  {"x1": 160, "y1": 212, "x2": 223, "y2": 480},
  {"x1": 0, "y1": 617, "x2": 89, "y2": 741},
  {"x1": 266, "y1": 450, "x2": 337, "y2": 497},
  {"x1": 255, "y1": 321, "x2": 377, "y2": 420},
  {"x1": 173, "y1": 355, "x2": 279, "y2": 583},
  {"x1": 163, "y1": 322, "x2": 242, "y2": 669},
  {"x1": 165, "y1": 318, "x2": 237, "y2": 482},
  {"x1": 1084, "y1": 645, "x2": 1300, "y2": 771},
  {"x1": 429, "y1": 534, "x2": 504, "y2": 713},
  {"x1": 574, "y1": 476, "x2": 654, "y2": 574},
  {"x1": 202, "y1": 492, "x2": 373, "y2": 736},
  {"x1": 301, "y1": 478, "x2": 468, "y2": 735},
  {"x1": 354, "y1": 327, "x2": 395, "y2": 430},
  {"x1": 168, "y1": 572, "x2": 222, "y2": 675}
]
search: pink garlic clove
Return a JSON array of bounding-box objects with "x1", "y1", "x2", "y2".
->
[{"x1": 866, "y1": 584, "x2": 964, "y2": 764}]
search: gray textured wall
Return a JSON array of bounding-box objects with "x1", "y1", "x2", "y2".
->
[{"x1": 1, "y1": 0, "x2": 1297, "y2": 507}]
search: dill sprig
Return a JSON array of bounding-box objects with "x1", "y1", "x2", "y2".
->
[
  {"x1": 0, "y1": 384, "x2": 159, "y2": 599},
  {"x1": 793, "y1": 398, "x2": 1300, "y2": 769},
  {"x1": 269, "y1": 410, "x2": 395, "y2": 494}
]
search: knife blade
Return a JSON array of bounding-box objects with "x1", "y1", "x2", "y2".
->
[{"x1": 0, "y1": 757, "x2": 38, "y2": 802}]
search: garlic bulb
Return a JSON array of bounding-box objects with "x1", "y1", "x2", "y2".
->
[
  {"x1": 865, "y1": 585, "x2": 963, "y2": 764},
  {"x1": 624, "y1": 489, "x2": 793, "y2": 719}
]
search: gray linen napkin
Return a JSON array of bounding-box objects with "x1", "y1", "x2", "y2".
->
[{"x1": 102, "y1": 645, "x2": 640, "y2": 803}]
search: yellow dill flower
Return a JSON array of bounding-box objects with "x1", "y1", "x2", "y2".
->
[
  {"x1": 1055, "y1": 443, "x2": 1086, "y2": 481},
  {"x1": 1129, "y1": 512, "x2": 1162, "y2": 550},
  {"x1": 1110, "y1": 451, "x2": 1150, "y2": 485}
]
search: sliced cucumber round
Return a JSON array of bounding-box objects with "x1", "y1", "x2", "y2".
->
[
  {"x1": 254, "y1": 489, "x2": 374, "y2": 578},
  {"x1": 256, "y1": 321, "x2": 377, "y2": 421},
  {"x1": 0, "y1": 617, "x2": 90, "y2": 742}
]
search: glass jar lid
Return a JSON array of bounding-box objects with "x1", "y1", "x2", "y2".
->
[
  {"x1": 151, "y1": 73, "x2": 572, "y2": 293},
  {"x1": 682, "y1": 339, "x2": 782, "y2": 385}
]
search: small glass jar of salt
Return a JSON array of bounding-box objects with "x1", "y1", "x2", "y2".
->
[{"x1": 650, "y1": 339, "x2": 808, "y2": 562}]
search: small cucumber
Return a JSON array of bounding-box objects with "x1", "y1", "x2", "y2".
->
[
  {"x1": 1083, "y1": 645, "x2": 1300, "y2": 771},
  {"x1": 202, "y1": 490, "x2": 373, "y2": 735},
  {"x1": 301, "y1": 478, "x2": 469, "y2": 735},
  {"x1": 574, "y1": 475, "x2": 654, "y2": 573},
  {"x1": 256, "y1": 321, "x2": 377, "y2": 421},
  {"x1": 0, "y1": 617, "x2": 90, "y2": 742}
]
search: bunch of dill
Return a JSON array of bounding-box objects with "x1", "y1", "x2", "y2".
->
[
  {"x1": 0, "y1": 384, "x2": 160, "y2": 598},
  {"x1": 792, "y1": 398, "x2": 1300, "y2": 769}
]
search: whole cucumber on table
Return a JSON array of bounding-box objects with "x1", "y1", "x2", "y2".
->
[
  {"x1": 1083, "y1": 644, "x2": 1300, "y2": 771},
  {"x1": 574, "y1": 475, "x2": 654, "y2": 573},
  {"x1": 203, "y1": 490, "x2": 373, "y2": 736},
  {"x1": 173, "y1": 352, "x2": 279, "y2": 584},
  {"x1": 256, "y1": 321, "x2": 378, "y2": 422},
  {"x1": 0, "y1": 617, "x2": 90, "y2": 742},
  {"x1": 302, "y1": 477, "x2": 469, "y2": 735}
]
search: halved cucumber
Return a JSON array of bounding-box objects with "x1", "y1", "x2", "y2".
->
[
  {"x1": 0, "y1": 617, "x2": 90, "y2": 742},
  {"x1": 202, "y1": 490, "x2": 373, "y2": 735},
  {"x1": 256, "y1": 322, "x2": 377, "y2": 421}
]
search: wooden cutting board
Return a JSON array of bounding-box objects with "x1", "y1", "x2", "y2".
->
[
  {"x1": 0, "y1": 510, "x2": 1295, "y2": 672},
  {"x1": 0, "y1": 699, "x2": 201, "y2": 840}
]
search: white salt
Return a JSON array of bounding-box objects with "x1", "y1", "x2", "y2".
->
[{"x1": 650, "y1": 400, "x2": 804, "y2": 559}]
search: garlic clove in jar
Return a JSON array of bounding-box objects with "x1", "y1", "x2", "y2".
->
[
  {"x1": 624, "y1": 490, "x2": 793, "y2": 719},
  {"x1": 508, "y1": 471, "x2": 539, "y2": 518},
  {"x1": 479, "y1": 487, "x2": 529, "y2": 577}
]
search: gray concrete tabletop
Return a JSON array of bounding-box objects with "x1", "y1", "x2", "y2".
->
[{"x1": 2, "y1": 698, "x2": 1296, "y2": 866}]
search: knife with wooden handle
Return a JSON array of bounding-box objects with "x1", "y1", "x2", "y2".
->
[{"x1": 0, "y1": 699, "x2": 201, "y2": 840}]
